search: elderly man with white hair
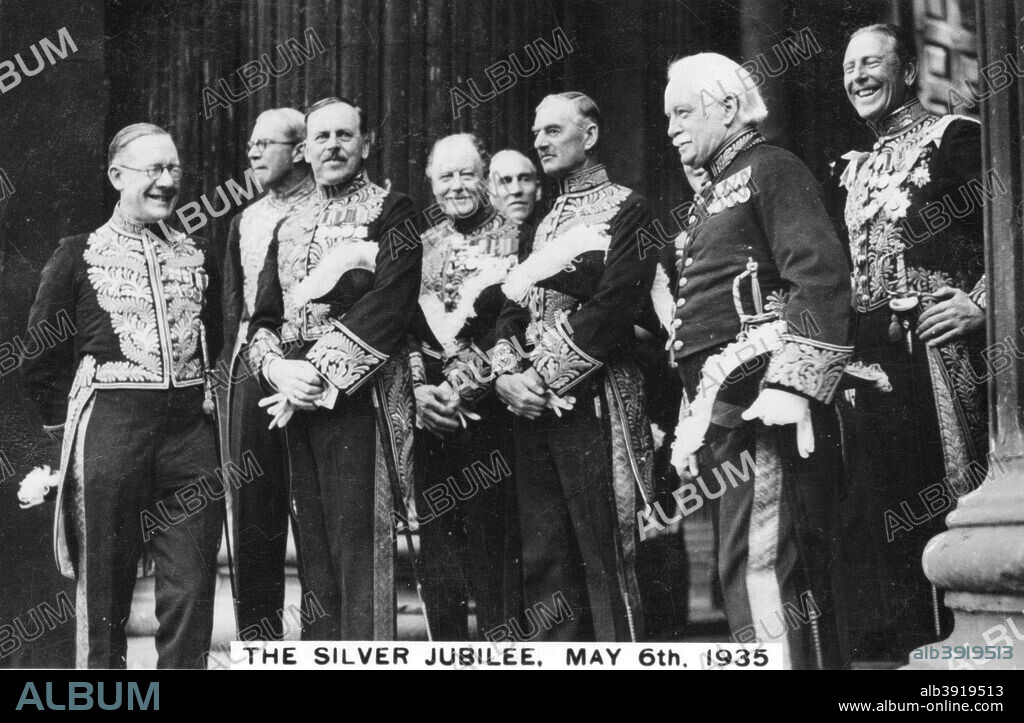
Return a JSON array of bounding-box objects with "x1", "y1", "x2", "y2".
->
[
  {"x1": 409, "y1": 132, "x2": 527, "y2": 640},
  {"x1": 663, "y1": 53, "x2": 856, "y2": 668}
]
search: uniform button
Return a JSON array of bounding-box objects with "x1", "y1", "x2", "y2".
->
[
  {"x1": 859, "y1": 275, "x2": 868, "y2": 283},
  {"x1": 859, "y1": 293, "x2": 870, "y2": 302},
  {"x1": 673, "y1": 340, "x2": 684, "y2": 351},
  {"x1": 685, "y1": 258, "x2": 693, "y2": 267},
  {"x1": 672, "y1": 319, "x2": 682, "y2": 329},
  {"x1": 678, "y1": 278, "x2": 687, "y2": 287},
  {"x1": 857, "y1": 253, "x2": 867, "y2": 262},
  {"x1": 676, "y1": 297, "x2": 686, "y2": 308}
]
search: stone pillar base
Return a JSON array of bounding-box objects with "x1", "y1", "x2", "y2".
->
[{"x1": 904, "y1": 593, "x2": 1024, "y2": 671}]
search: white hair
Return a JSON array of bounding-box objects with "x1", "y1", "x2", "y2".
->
[{"x1": 667, "y1": 53, "x2": 768, "y2": 127}]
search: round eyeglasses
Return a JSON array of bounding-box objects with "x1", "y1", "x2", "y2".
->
[
  {"x1": 246, "y1": 139, "x2": 300, "y2": 153},
  {"x1": 117, "y1": 164, "x2": 183, "y2": 181}
]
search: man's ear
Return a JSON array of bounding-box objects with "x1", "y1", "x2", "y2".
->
[
  {"x1": 108, "y1": 165, "x2": 125, "y2": 192},
  {"x1": 291, "y1": 142, "x2": 305, "y2": 164},
  {"x1": 583, "y1": 123, "x2": 599, "y2": 154},
  {"x1": 720, "y1": 94, "x2": 740, "y2": 127},
  {"x1": 903, "y1": 58, "x2": 919, "y2": 91},
  {"x1": 360, "y1": 132, "x2": 373, "y2": 160}
]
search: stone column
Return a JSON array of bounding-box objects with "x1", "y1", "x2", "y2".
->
[{"x1": 910, "y1": 0, "x2": 1024, "y2": 671}]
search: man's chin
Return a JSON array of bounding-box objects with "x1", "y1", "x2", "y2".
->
[{"x1": 141, "y1": 202, "x2": 176, "y2": 224}]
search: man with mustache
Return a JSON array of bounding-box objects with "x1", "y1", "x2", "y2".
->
[
  {"x1": 663, "y1": 54, "x2": 855, "y2": 668},
  {"x1": 837, "y1": 24, "x2": 986, "y2": 663},
  {"x1": 489, "y1": 149, "x2": 542, "y2": 225},
  {"x1": 22, "y1": 123, "x2": 224, "y2": 668},
  {"x1": 247, "y1": 97, "x2": 421, "y2": 640},
  {"x1": 222, "y1": 107, "x2": 316, "y2": 641},
  {"x1": 493, "y1": 92, "x2": 658, "y2": 641},
  {"x1": 410, "y1": 133, "x2": 527, "y2": 639}
]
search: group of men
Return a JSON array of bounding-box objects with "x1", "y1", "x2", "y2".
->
[{"x1": 22, "y1": 22, "x2": 988, "y2": 669}]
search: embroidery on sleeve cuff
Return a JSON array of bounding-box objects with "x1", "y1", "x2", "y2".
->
[
  {"x1": 445, "y1": 343, "x2": 492, "y2": 403},
  {"x1": 408, "y1": 347, "x2": 428, "y2": 388},
  {"x1": 249, "y1": 327, "x2": 284, "y2": 383},
  {"x1": 969, "y1": 275, "x2": 986, "y2": 311},
  {"x1": 529, "y1": 316, "x2": 603, "y2": 396},
  {"x1": 306, "y1": 321, "x2": 388, "y2": 394},
  {"x1": 763, "y1": 335, "x2": 852, "y2": 404},
  {"x1": 489, "y1": 339, "x2": 524, "y2": 377}
]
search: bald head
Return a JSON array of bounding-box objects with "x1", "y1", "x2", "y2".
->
[{"x1": 490, "y1": 149, "x2": 540, "y2": 222}]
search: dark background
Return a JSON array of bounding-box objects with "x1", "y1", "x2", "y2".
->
[{"x1": 1, "y1": 0, "x2": 947, "y2": 666}]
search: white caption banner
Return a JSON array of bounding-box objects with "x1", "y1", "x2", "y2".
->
[{"x1": 227, "y1": 642, "x2": 784, "y2": 670}]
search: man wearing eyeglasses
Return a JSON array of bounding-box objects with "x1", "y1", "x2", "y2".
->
[
  {"x1": 22, "y1": 123, "x2": 224, "y2": 668},
  {"x1": 248, "y1": 97, "x2": 422, "y2": 639},
  {"x1": 222, "y1": 108, "x2": 316, "y2": 641}
]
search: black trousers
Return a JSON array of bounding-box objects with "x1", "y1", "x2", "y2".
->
[
  {"x1": 227, "y1": 363, "x2": 290, "y2": 640},
  {"x1": 415, "y1": 398, "x2": 520, "y2": 640},
  {"x1": 287, "y1": 391, "x2": 379, "y2": 640},
  {"x1": 512, "y1": 383, "x2": 631, "y2": 642},
  {"x1": 681, "y1": 355, "x2": 845, "y2": 670},
  {"x1": 72, "y1": 387, "x2": 222, "y2": 669},
  {"x1": 839, "y1": 307, "x2": 957, "y2": 662}
]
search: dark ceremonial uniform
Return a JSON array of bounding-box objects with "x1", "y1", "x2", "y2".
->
[
  {"x1": 222, "y1": 175, "x2": 316, "y2": 640},
  {"x1": 669, "y1": 130, "x2": 855, "y2": 669},
  {"x1": 838, "y1": 99, "x2": 987, "y2": 662},
  {"x1": 412, "y1": 205, "x2": 527, "y2": 640},
  {"x1": 248, "y1": 170, "x2": 420, "y2": 640},
  {"x1": 23, "y1": 206, "x2": 224, "y2": 669},
  {"x1": 493, "y1": 164, "x2": 657, "y2": 642}
]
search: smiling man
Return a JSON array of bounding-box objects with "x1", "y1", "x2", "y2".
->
[
  {"x1": 489, "y1": 149, "x2": 541, "y2": 224},
  {"x1": 410, "y1": 133, "x2": 527, "y2": 640},
  {"x1": 23, "y1": 123, "x2": 224, "y2": 668},
  {"x1": 222, "y1": 108, "x2": 316, "y2": 642},
  {"x1": 663, "y1": 54, "x2": 854, "y2": 669},
  {"x1": 837, "y1": 23, "x2": 987, "y2": 664},
  {"x1": 247, "y1": 97, "x2": 421, "y2": 640},
  {"x1": 492, "y1": 92, "x2": 657, "y2": 642}
]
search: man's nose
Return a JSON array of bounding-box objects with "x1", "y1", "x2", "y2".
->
[
  {"x1": 326, "y1": 133, "x2": 342, "y2": 149},
  {"x1": 507, "y1": 179, "x2": 523, "y2": 196},
  {"x1": 155, "y1": 168, "x2": 177, "y2": 186}
]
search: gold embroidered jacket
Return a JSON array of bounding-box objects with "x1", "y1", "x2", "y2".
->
[
  {"x1": 223, "y1": 175, "x2": 317, "y2": 362},
  {"x1": 23, "y1": 207, "x2": 222, "y2": 428},
  {"x1": 247, "y1": 170, "x2": 421, "y2": 395},
  {"x1": 672, "y1": 132, "x2": 853, "y2": 404},
  {"x1": 413, "y1": 206, "x2": 525, "y2": 402},
  {"x1": 840, "y1": 99, "x2": 984, "y2": 314},
  {"x1": 493, "y1": 164, "x2": 657, "y2": 396}
]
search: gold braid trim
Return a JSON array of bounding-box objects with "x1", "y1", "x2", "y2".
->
[{"x1": 763, "y1": 335, "x2": 852, "y2": 404}]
